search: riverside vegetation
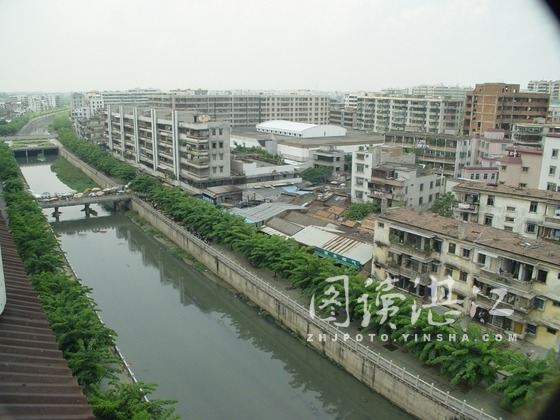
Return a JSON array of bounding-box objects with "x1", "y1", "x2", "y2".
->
[{"x1": 4, "y1": 112, "x2": 560, "y2": 415}]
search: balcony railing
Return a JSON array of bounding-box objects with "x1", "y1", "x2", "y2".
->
[
  {"x1": 479, "y1": 268, "x2": 534, "y2": 293},
  {"x1": 452, "y1": 202, "x2": 479, "y2": 213}
]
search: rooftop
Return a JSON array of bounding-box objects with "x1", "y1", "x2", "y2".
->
[
  {"x1": 0, "y1": 213, "x2": 94, "y2": 419},
  {"x1": 453, "y1": 181, "x2": 560, "y2": 202},
  {"x1": 378, "y1": 208, "x2": 560, "y2": 265}
]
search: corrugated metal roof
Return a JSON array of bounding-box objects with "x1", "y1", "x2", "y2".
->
[
  {"x1": 230, "y1": 203, "x2": 306, "y2": 224},
  {"x1": 291, "y1": 225, "x2": 373, "y2": 265},
  {"x1": 0, "y1": 212, "x2": 95, "y2": 419}
]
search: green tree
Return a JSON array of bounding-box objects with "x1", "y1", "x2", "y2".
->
[
  {"x1": 301, "y1": 166, "x2": 332, "y2": 184},
  {"x1": 88, "y1": 382, "x2": 178, "y2": 420},
  {"x1": 343, "y1": 202, "x2": 380, "y2": 220},
  {"x1": 488, "y1": 350, "x2": 560, "y2": 412},
  {"x1": 430, "y1": 192, "x2": 454, "y2": 217}
]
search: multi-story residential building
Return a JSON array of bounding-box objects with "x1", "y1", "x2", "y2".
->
[
  {"x1": 384, "y1": 131, "x2": 471, "y2": 178},
  {"x1": 498, "y1": 147, "x2": 543, "y2": 189},
  {"x1": 71, "y1": 92, "x2": 104, "y2": 119},
  {"x1": 463, "y1": 83, "x2": 550, "y2": 136},
  {"x1": 549, "y1": 100, "x2": 560, "y2": 123},
  {"x1": 460, "y1": 129, "x2": 511, "y2": 182},
  {"x1": 538, "y1": 133, "x2": 560, "y2": 192},
  {"x1": 354, "y1": 95, "x2": 464, "y2": 134},
  {"x1": 527, "y1": 80, "x2": 560, "y2": 101},
  {"x1": 510, "y1": 122, "x2": 560, "y2": 149},
  {"x1": 105, "y1": 106, "x2": 230, "y2": 189},
  {"x1": 101, "y1": 88, "x2": 161, "y2": 106},
  {"x1": 311, "y1": 146, "x2": 346, "y2": 177},
  {"x1": 409, "y1": 84, "x2": 470, "y2": 100},
  {"x1": 372, "y1": 207, "x2": 560, "y2": 350},
  {"x1": 149, "y1": 90, "x2": 331, "y2": 126},
  {"x1": 452, "y1": 181, "x2": 560, "y2": 240},
  {"x1": 351, "y1": 145, "x2": 415, "y2": 202},
  {"x1": 352, "y1": 147, "x2": 445, "y2": 209},
  {"x1": 329, "y1": 104, "x2": 356, "y2": 128}
]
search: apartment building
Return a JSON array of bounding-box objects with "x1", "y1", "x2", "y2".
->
[
  {"x1": 460, "y1": 129, "x2": 511, "y2": 182},
  {"x1": 354, "y1": 95, "x2": 464, "y2": 134},
  {"x1": 452, "y1": 181, "x2": 560, "y2": 240},
  {"x1": 311, "y1": 146, "x2": 346, "y2": 177},
  {"x1": 538, "y1": 133, "x2": 560, "y2": 192},
  {"x1": 384, "y1": 131, "x2": 471, "y2": 178},
  {"x1": 463, "y1": 83, "x2": 549, "y2": 136},
  {"x1": 105, "y1": 106, "x2": 230, "y2": 189},
  {"x1": 527, "y1": 80, "x2": 560, "y2": 101},
  {"x1": 510, "y1": 122, "x2": 560, "y2": 149},
  {"x1": 351, "y1": 146, "x2": 445, "y2": 209},
  {"x1": 149, "y1": 90, "x2": 331, "y2": 126},
  {"x1": 372, "y1": 207, "x2": 560, "y2": 350}
]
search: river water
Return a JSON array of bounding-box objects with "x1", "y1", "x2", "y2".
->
[{"x1": 19, "y1": 157, "x2": 412, "y2": 420}]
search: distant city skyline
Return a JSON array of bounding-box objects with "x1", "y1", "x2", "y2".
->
[{"x1": 1, "y1": 0, "x2": 559, "y2": 93}]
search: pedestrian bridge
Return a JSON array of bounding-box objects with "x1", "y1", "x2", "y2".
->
[{"x1": 37, "y1": 194, "x2": 134, "y2": 209}]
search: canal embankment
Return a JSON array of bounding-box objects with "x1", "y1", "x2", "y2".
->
[{"x1": 56, "y1": 144, "x2": 506, "y2": 420}]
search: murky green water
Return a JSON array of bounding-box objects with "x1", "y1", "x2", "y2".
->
[{"x1": 20, "y1": 158, "x2": 412, "y2": 420}]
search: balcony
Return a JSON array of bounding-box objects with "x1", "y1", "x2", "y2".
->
[
  {"x1": 370, "y1": 176, "x2": 405, "y2": 187},
  {"x1": 474, "y1": 293, "x2": 532, "y2": 320},
  {"x1": 542, "y1": 216, "x2": 560, "y2": 228},
  {"x1": 479, "y1": 267, "x2": 534, "y2": 293},
  {"x1": 390, "y1": 242, "x2": 432, "y2": 260},
  {"x1": 452, "y1": 202, "x2": 479, "y2": 213},
  {"x1": 388, "y1": 265, "x2": 431, "y2": 285}
]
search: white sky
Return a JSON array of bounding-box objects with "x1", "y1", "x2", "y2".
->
[{"x1": 1, "y1": 0, "x2": 559, "y2": 93}]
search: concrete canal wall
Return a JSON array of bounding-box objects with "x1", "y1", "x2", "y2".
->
[{"x1": 59, "y1": 146, "x2": 496, "y2": 420}]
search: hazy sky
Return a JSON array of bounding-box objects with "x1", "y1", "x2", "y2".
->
[{"x1": 1, "y1": 0, "x2": 559, "y2": 93}]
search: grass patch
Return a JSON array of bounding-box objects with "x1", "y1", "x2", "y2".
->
[
  {"x1": 193, "y1": 262, "x2": 207, "y2": 272},
  {"x1": 50, "y1": 157, "x2": 98, "y2": 192}
]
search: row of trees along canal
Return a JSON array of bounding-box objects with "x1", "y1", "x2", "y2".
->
[
  {"x1": 2, "y1": 111, "x2": 559, "y2": 416},
  {"x1": 49, "y1": 114, "x2": 560, "y2": 414},
  {"x1": 47, "y1": 112, "x2": 560, "y2": 412}
]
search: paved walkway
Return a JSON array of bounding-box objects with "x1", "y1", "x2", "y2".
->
[{"x1": 210, "y1": 242, "x2": 518, "y2": 420}]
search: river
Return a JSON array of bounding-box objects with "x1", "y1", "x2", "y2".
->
[{"x1": 19, "y1": 156, "x2": 412, "y2": 420}]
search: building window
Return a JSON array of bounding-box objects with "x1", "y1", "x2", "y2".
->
[
  {"x1": 487, "y1": 195, "x2": 495, "y2": 206},
  {"x1": 445, "y1": 266, "x2": 454, "y2": 277},
  {"x1": 212, "y1": 167, "x2": 217, "y2": 174},
  {"x1": 419, "y1": 197, "x2": 423, "y2": 205},
  {"x1": 526, "y1": 324, "x2": 537, "y2": 336},
  {"x1": 459, "y1": 271, "x2": 468, "y2": 282},
  {"x1": 547, "y1": 328, "x2": 557, "y2": 335},
  {"x1": 547, "y1": 182, "x2": 557, "y2": 191},
  {"x1": 219, "y1": 129, "x2": 223, "y2": 135},
  {"x1": 504, "y1": 226, "x2": 513, "y2": 231},
  {"x1": 378, "y1": 222, "x2": 384, "y2": 228},
  {"x1": 501, "y1": 165, "x2": 507, "y2": 171},
  {"x1": 470, "y1": 174, "x2": 475, "y2": 180},
  {"x1": 475, "y1": 173, "x2": 480, "y2": 180},
  {"x1": 534, "y1": 297, "x2": 546, "y2": 310},
  {"x1": 529, "y1": 201, "x2": 538, "y2": 212},
  {"x1": 219, "y1": 141, "x2": 223, "y2": 148},
  {"x1": 537, "y1": 269, "x2": 548, "y2": 284},
  {"x1": 462, "y1": 248, "x2": 471, "y2": 258},
  {"x1": 484, "y1": 215, "x2": 493, "y2": 226},
  {"x1": 448, "y1": 243, "x2": 456, "y2": 254},
  {"x1": 553, "y1": 300, "x2": 560, "y2": 307},
  {"x1": 477, "y1": 253, "x2": 486, "y2": 265},
  {"x1": 553, "y1": 149, "x2": 559, "y2": 158},
  {"x1": 219, "y1": 166, "x2": 224, "y2": 173},
  {"x1": 519, "y1": 183, "x2": 527, "y2": 188},
  {"x1": 428, "y1": 194, "x2": 433, "y2": 202},
  {"x1": 491, "y1": 173, "x2": 496, "y2": 179},
  {"x1": 522, "y1": 166, "x2": 529, "y2": 172},
  {"x1": 550, "y1": 166, "x2": 557, "y2": 176},
  {"x1": 420, "y1": 183, "x2": 424, "y2": 191},
  {"x1": 506, "y1": 206, "x2": 516, "y2": 211},
  {"x1": 526, "y1": 223, "x2": 536, "y2": 233},
  {"x1": 483, "y1": 173, "x2": 488, "y2": 180}
]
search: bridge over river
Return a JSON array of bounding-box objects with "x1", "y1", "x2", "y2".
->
[{"x1": 37, "y1": 194, "x2": 134, "y2": 216}]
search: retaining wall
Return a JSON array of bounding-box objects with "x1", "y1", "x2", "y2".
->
[{"x1": 58, "y1": 145, "x2": 498, "y2": 420}]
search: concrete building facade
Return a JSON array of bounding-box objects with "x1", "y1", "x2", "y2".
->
[
  {"x1": 452, "y1": 181, "x2": 560, "y2": 241},
  {"x1": 355, "y1": 95, "x2": 464, "y2": 134},
  {"x1": 527, "y1": 80, "x2": 560, "y2": 101},
  {"x1": 463, "y1": 83, "x2": 550, "y2": 136},
  {"x1": 372, "y1": 207, "x2": 560, "y2": 350},
  {"x1": 105, "y1": 106, "x2": 231, "y2": 189},
  {"x1": 149, "y1": 90, "x2": 331, "y2": 126}
]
